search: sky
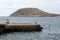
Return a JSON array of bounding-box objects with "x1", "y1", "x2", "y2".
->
[{"x1": 0, "y1": 0, "x2": 60, "y2": 16}]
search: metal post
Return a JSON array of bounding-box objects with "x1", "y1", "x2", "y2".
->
[{"x1": 6, "y1": 19, "x2": 9, "y2": 24}]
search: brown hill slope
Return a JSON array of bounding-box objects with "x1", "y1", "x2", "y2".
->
[{"x1": 10, "y1": 8, "x2": 60, "y2": 17}]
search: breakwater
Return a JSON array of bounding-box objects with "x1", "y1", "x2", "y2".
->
[{"x1": 0, "y1": 23, "x2": 43, "y2": 33}]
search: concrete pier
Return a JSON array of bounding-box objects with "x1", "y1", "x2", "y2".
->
[{"x1": 0, "y1": 23, "x2": 43, "y2": 33}]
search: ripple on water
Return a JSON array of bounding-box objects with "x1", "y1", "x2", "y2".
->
[{"x1": 0, "y1": 17, "x2": 60, "y2": 40}]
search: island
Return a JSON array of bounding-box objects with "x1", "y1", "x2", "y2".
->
[{"x1": 10, "y1": 8, "x2": 60, "y2": 17}]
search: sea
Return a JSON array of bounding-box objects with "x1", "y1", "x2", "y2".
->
[{"x1": 0, "y1": 16, "x2": 60, "y2": 40}]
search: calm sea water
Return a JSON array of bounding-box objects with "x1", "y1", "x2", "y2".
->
[{"x1": 0, "y1": 16, "x2": 60, "y2": 40}]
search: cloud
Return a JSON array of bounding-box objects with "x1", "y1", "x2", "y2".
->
[{"x1": 0, "y1": 0, "x2": 60, "y2": 16}]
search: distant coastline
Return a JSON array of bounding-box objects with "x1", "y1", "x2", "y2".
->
[{"x1": 10, "y1": 8, "x2": 60, "y2": 17}]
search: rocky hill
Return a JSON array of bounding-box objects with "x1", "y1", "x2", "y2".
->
[{"x1": 10, "y1": 8, "x2": 60, "y2": 17}]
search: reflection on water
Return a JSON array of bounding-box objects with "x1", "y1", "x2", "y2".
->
[{"x1": 0, "y1": 17, "x2": 60, "y2": 40}]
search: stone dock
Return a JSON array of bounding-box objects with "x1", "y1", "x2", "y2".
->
[{"x1": 0, "y1": 23, "x2": 43, "y2": 33}]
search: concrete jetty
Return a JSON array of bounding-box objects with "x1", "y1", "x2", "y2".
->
[{"x1": 0, "y1": 22, "x2": 43, "y2": 33}]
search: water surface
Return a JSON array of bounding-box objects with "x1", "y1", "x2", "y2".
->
[{"x1": 0, "y1": 17, "x2": 60, "y2": 40}]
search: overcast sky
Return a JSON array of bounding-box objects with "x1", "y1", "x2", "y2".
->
[{"x1": 0, "y1": 0, "x2": 60, "y2": 16}]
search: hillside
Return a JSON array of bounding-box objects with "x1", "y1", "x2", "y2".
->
[{"x1": 10, "y1": 8, "x2": 60, "y2": 17}]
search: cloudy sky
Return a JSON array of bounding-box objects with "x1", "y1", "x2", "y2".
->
[{"x1": 0, "y1": 0, "x2": 60, "y2": 16}]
